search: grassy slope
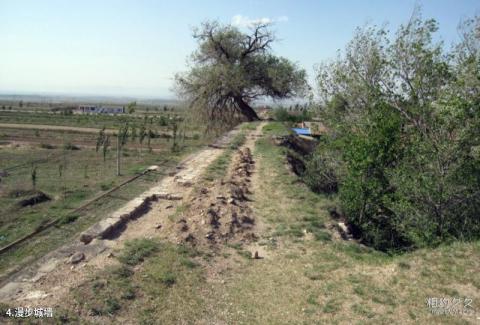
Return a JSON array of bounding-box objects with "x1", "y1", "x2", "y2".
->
[
  {"x1": 62, "y1": 122, "x2": 480, "y2": 324},
  {"x1": 222, "y1": 122, "x2": 480, "y2": 324}
]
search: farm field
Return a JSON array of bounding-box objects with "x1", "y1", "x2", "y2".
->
[
  {"x1": 0, "y1": 108, "x2": 209, "y2": 279},
  {"x1": 0, "y1": 110, "x2": 182, "y2": 130}
]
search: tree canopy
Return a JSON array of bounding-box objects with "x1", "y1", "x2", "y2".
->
[
  {"x1": 306, "y1": 9, "x2": 480, "y2": 251},
  {"x1": 175, "y1": 21, "x2": 308, "y2": 125}
]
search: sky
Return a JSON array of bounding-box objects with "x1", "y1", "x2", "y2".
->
[{"x1": 0, "y1": 0, "x2": 479, "y2": 99}]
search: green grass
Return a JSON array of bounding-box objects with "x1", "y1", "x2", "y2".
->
[
  {"x1": 117, "y1": 238, "x2": 159, "y2": 266},
  {"x1": 203, "y1": 132, "x2": 246, "y2": 181},
  {"x1": 71, "y1": 242, "x2": 207, "y2": 323},
  {"x1": 194, "y1": 121, "x2": 480, "y2": 324}
]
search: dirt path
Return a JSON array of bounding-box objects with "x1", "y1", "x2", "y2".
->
[
  {"x1": 0, "y1": 124, "x2": 263, "y2": 309},
  {"x1": 0, "y1": 123, "x2": 116, "y2": 134}
]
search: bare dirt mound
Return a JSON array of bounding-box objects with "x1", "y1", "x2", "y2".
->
[{"x1": 174, "y1": 147, "x2": 257, "y2": 248}]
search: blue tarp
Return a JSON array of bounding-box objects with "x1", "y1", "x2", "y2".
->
[{"x1": 291, "y1": 128, "x2": 311, "y2": 136}]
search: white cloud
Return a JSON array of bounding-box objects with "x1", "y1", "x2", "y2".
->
[{"x1": 231, "y1": 15, "x2": 288, "y2": 28}]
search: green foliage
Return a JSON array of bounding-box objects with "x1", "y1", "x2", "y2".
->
[
  {"x1": 273, "y1": 108, "x2": 311, "y2": 123},
  {"x1": 313, "y1": 11, "x2": 480, "y2": 251},
  {"x1": 303, "y1": 140, "x2": 339, "y2": 194},
  {"x1": 127, "y1": 101, "x2": 136, "y2": 114},
  {"x1": 175, "y1": 20, "x2": 307, "y2": 124},
  {"x1": 339, "y1": 104, "x2": 409, "y2": 250},
  {"x1": 58, "y1": 214, "x2": 79, "y2": 225}
]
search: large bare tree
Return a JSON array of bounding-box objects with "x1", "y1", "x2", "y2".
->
[{"x1": 175, "y1": 21, "x2": 307, "y2": 124}]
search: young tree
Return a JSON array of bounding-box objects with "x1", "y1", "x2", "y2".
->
[
  {"x1": 171, "y1": 119, "x2": 179, "y2": 152},
  {"x1": 127, "y1": 101, "x2": 137, "y2": 114},
  {"x1": 139, "y1": 124, "x2": 147, "y2": 148},
  {"x1": 96, "y1": 127, "x2": 106, "y2": 153},
  {"x1": 175, "y1": 21, "x2": 308, "y2": 125},
  {"x1": 116, "y1": 123, "x2": 129, "y2": 176},
  {"x1": 102, "y1": 135, "x2": 110, "y2": 162},
  {"x1": 31, "y1": 165, "x2": 37, "y2": 190},
  {"x1": 147, "y1": 128, "x2": 154, "y2": 152}
]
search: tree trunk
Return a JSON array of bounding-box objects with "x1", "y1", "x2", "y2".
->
[
  {"x1": 116, "y1": 136, "x2": 120, "y2": 176},
  {"x1": 234, "y1": 96, "x2": 260, "y2": 121}
]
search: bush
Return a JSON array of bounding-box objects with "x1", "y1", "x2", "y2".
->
[
  {"x1": 312, "y1": 11, "x2": 480, "y2": 252},
  {"x1": 338, "y1": 104, "x2": 409, "y2": 251},
  {"x1": 273, "y1": 108, "x2": 311, "y2": 123},
  {"x1": 303, "y1": 141, "x2": 339, "y2": 194}
]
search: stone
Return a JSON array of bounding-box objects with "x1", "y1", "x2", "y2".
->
[
  {"x1": 69, "y1": 252, "x2": 85, "y2": 264},
  {"x1": 80, "y1": 233, "x2": 93, "y2": 244}
]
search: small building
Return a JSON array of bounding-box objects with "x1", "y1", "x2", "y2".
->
[{"x1": 75, "y1": 105, "x2": 125, "y2": 115}]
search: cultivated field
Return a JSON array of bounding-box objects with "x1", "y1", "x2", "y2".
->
[{"x1": 0, "y1": 104, "x2": 208, "y2": 278}]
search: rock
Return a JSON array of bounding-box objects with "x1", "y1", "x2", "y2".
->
[
  {"x1": 155, "y1": 223, "x2": 162, "y2": 229},
  {"x1": 200, "y1": 188, "x2": 209, "y2": 194},
  {"x1": 337, "y1": 222, "x2": 353, "y2": 240},
  {"x1": 80, "y1": 234, "x2": 93, "y2": 244},
  {"x1": 107, "y1": 252, "x2": 115, "y2": 258},
  {"x1": 69, "y1": 252, "x2": 85, "y2": 264}
]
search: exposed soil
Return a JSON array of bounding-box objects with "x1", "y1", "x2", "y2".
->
[
  {"x1": 172, "y1": 146, "x2": 258, "y2": 249},
  {"x1": 16, "y1": 191, "x2": 51, "y2": 208}
]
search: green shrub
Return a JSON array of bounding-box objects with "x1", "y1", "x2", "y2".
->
[
  {"x1": 303, "y1": 142, "x2": 339, "y2": 194},
  {"x1": 273, "y1": 108, "x2": 311, "y2": 123}
]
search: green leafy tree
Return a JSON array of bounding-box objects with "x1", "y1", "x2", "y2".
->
[
  {"x1": 312, "y1": 10, "x2": 480, "y2": 251},
  {"x1": 175, "y1": 21, "x2": 308, "y2": 125}
]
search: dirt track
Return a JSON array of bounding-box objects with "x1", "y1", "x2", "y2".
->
[
  {"x1": 0, "y1": 123, "x2": 116, "y2": 134},
  {"x1": 0, "y1": 123, "x2": 264, "y2": 310}
]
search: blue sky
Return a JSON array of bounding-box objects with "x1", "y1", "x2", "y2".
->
[{"x1": 0, "y1": 0, "x2": 478, "y2": 98}]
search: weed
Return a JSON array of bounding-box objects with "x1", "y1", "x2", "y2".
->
[
  {"x1": 323, "y1": 299, "x2": 341, "y2": 313},
  {"x1": 118, "y1": 238, "x2": 158, "y2": 266}
]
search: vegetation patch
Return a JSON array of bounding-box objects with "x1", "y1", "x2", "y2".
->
[
  {"x1": 117, "y1": 238, "x2": 159, "y2": 266},
  {"x1": 204, "y1": 132, "x2": 246, "y2": 181}
]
